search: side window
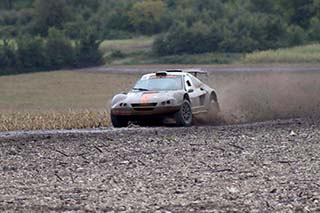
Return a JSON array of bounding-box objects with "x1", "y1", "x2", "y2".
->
[
  {"x1": 190, "y1": 75, "x2": 201, "y2": 88},
  {"x1": 185, "y1": 76, "x2": 193, "y2": 90}
]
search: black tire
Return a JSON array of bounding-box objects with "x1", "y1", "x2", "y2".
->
[
  {"x1": 175, "y1": 100, "x2": 193, "y2": 127},
  {"x1": 208, "y1": 98, "x2": 226, "y2": 125},
  {"x1": 111, "y1": 114, "x2": 129, "y2": 128}
]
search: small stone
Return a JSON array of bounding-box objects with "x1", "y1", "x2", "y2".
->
[
  {"x1": 227, "y1": 186, "x2": 239, "y2": 194},
  {"x1": 289, "y1": 130, "x2": 297, "y2": 137}
]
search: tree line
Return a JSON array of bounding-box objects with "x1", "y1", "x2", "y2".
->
[
  {"x1": 1, "y1": 0, "x2": 320, "y2": 73},
  {"x1": 0, "y1": 27, "x2": 101, "y2": 74},
  {"x1": 153, "y1": 0, "x2": 320, "y2": 55}
]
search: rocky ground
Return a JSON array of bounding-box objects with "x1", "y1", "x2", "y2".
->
[{"x1": 1, "y1": 118, "x2": 320, "y2": 212}]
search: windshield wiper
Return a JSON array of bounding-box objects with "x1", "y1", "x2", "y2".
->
[{"x1": 132, "y1": 87, "x2": 150, "y2": 91}]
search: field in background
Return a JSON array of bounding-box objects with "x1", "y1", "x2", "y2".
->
[
  {"x1": 1, "y1": 66, "x2": 320, "y2": 131},
  {"x1": 100, "y1": 37, "x2": 320, "y2": 65},
  {"x1": 99, "y1": 37, "x2": 242, "y2": 65},
  {"x1": 244, "y1": 44, "x2": 320, "y2": 64},
  {"x1": 100, "y1": 37, "x2": 154, "y2": 54},
  {"x1": 0, "y1": 71, "x2": 138, "y2": 131},
  {"x1": 3, "y1": 37, "x2": 320, "y2": 66}
]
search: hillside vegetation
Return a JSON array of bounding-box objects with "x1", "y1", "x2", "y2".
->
[
  {"x1": 1, "y1": 0, "x2": 320, "y2": 74},
  {"x1": 244, "y1": 44, "x2": 320, "y2": 64}
]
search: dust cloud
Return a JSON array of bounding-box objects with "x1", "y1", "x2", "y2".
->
[{"x1": 207, "y1": 71, "x2": 320, "y2": 124}]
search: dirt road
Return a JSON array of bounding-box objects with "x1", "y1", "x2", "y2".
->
[
  {"x1": 1, "y1": 118, "x2": 320, "y2": 212},
  {"x1": 79, "y1": 64, "x2": 320, "y2": 74}
]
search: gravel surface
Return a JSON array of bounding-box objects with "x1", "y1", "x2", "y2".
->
[{"x1": 1, "y1": 118, "x2": 320, "y2": 212}]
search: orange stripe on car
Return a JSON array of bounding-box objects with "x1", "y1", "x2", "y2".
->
[
  {"x1": 141, "y1": 93, "x2": 155, "y2": 104},
  {"x1": 150, "y1": 75, "x2": 177, "y2": 78}
]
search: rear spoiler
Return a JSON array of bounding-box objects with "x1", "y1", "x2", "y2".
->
[
  {"x1": 185, "y1": 69, "x2": 208, "y2": 77},
  {"x1": 166, "y1": 69, "x2": 208, "y2": 77}
]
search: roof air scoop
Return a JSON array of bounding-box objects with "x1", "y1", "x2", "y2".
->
[{"x1": 156, "y1": 71, "x2": 167, "y2": 76}]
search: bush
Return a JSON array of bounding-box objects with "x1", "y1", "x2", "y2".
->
[
  {"x1": 75, "y1": 27, "x2": 102, "y2": 67},
  {"x1": 102, "y1": 30, "x2": 133, "y2": 40},
  {"x1": 110, "y1": 49, "x2": 126, "y2": 58},
  {"x1": 32, "y1": 0, "x2": 71, "y2": 36},
  {"x1": 0, "y1": 25, "x2": 18, "y2": 38},
  {"x1": 16, "y1": 36, "x2": 47, "y2": 71},
  {"x1": 63, "y1": 21, "x2": 84, "y2": 39},
  {"x1": 46, "y1": 28, "x2": 75, "y2": 69},
  {"x1": 308, "y1": 17, "x2": 320, "y2": 42},
  {"x1": 0, "y1": 40, "x2": 16, "y2": 69},
  {"x1": 153, "y1": 22, "x2": 221, "y2": 56},
  {"x1": 0, "y1": 27, "x2": 103, "y2": 74},
  {"x1": 286, "y1": 25, "x2": 307, "y2": 46},
  {"x1": 129, "y1": 0, "x2": 165, "y2": 34},
  {"x1": 154, "y1": 12, "x2": 293, "y2": 55},
  {"x1": 0, "y1": 11, "x2": 18, "y2": 25}
]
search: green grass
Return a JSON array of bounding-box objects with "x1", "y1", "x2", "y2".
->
[
  {"x1": 243, "y1": 44, "x2": 320, "y2": 64},
  {"x1": 100, "y1": 37, "x2": 154, "y2": 55},
  {"x1": 153, "y1": 53, "x2": 242, "y2": 65},
  {"x1": 100, "y1": 37, "x2": 156, "y2": 65},
  {"x1": 105, "y1": 52, "x2": 242, "y2": 65},
  {"x1": 0, "y1": 71, "x2": 138, "y2": 112}
]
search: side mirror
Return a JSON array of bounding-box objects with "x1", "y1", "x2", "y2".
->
[{"x1": 188, "y1": 89, "x2": 194, "y2": 93}]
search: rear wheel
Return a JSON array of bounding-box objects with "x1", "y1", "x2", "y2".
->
[
  {"x1": 175, "y1": 100, "x2": 192, "y2": 127},
  {"x1": 111, "y1": 114, "x2": 129, "y2": 128},
  {"x1": 207, "y1": 98, "x2": 225, "y2": 125},
  {"x1": 209, "y1": 99, "x2": 220, "y2": 115}
]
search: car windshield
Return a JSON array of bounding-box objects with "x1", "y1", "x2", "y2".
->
[{"x1": 132, "y1": 76, "x2": 183, "y2": 91}]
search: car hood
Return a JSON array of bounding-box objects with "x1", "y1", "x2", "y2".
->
[{"x1": 126, "y1": 90, "x2": 182, "y2": 104}]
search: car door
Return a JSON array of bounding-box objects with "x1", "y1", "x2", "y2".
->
[
  {"x1": 190, "y1": 75, "x2": 207, "y2": 106},
  {"x1": 184, "y1": 75, "x2": 198, "y2": 108}
]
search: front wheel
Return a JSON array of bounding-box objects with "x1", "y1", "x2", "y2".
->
[
  {"x1": 111, "y1": 114, "x2": 129, "y2": 128},
  {"x1": 175, "y1": 100, "x2": 193, "y2": 127}
]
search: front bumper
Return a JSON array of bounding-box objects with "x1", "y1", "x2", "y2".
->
[{"x1": 111, "y1": 105, "x2": 180, "y2": 116}]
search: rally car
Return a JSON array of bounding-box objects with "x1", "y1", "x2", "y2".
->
[{"x1": 110, "y1": 69, "x2": 220, "y2": 127}]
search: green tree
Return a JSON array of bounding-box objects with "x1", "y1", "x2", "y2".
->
[
  {"x1": 75, "y1": 27, "x2": 102, "y2": 67},
  {"x1": 313, "y1": 0, "x2": 320, "y2": 19},
  {"x1": 308, "y1": 17, "x2": 320, "y2": 41},
  {"x1": 0, "y1": 0, "x2": 13, "y2": 10},
  {"x1": 33, "y1": 0, "x2": 71, "y2": 35},
  {"x1": 275, "y1": 0, "x2": 314, "y2": 28},
  {"x1": 46, "y1": 28, "x2": 75, "y2": 69},
  {"x1": 129, "y1": 0, "x2": 165, "y2": 34},
  {"x1": 153, "y1": 20, "x2": 223, "y2": 55},
  {"x1": 249, "y1": 0, "x2": 275, "y2": 13},
  {"x1": 286, "y1": 25, "x2": 307, "y2": 45},
  {"x1": 16, "y1": 36, "x2": 47, "y2": 71},
  {"x1": 0, "y1": 39, "x2": 16, "y2": 70}
]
